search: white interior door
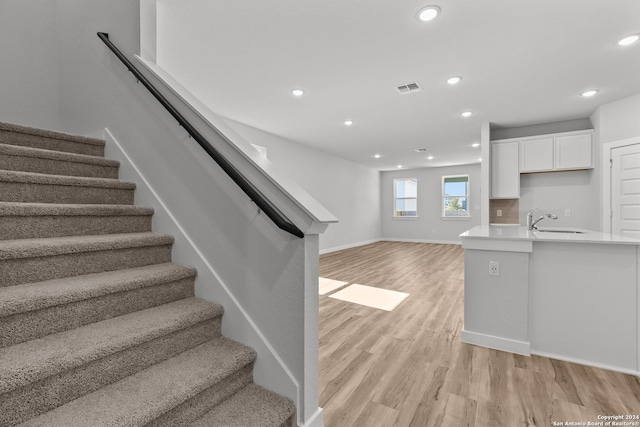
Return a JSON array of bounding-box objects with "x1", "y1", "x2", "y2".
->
[{"x1": 611, "y1": 143, "x2": 640, "y2": 238}]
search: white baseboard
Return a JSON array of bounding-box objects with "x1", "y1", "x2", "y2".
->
[
  {"x1": 319, "y1": 238, "x2": 382, "y2": 254},
  {"x1": 463, "y1": 329, "x2": 639, "y2": 376},
  {"x1": 461, "y1": 330, "x2": 530, "y2": 356},
  {"x1": 319, "y1": 237, "x2": 462, "y2": 254},
  {"x1": 300, "y1": 407, "x2": 324, "y2": 427},
  {"x1": 531, "y1": 350, "x2": 640, "y2": 377},
  {"x1": 382, "y1": 237, "x2": 462, "y2": 245}
]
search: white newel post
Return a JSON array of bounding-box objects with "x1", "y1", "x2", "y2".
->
[{"x1": 301, "y1": 233, "x2": 324, "y2": 427}]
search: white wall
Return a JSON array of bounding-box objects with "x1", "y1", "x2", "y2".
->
[
  {"x1": 224, "y1": 119, "x2": 381, "y2": 253},
  {"x1": 152, "y1": 0, "x2": 381, "y2": 254},
  {"x1": 381, "y1": 164, "x2": 481, "y2": 243},
  {"x1": 518, "y1": 170, "x2": 594, "y2": 228},
  {"x1": 0, "y1": 0, "x2": 60, "y2": 130},
  {"x1": 592, "y1": 93, "x2": 640, "y2": 145}
]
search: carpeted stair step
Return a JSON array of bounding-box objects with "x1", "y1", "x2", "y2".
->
[
  {"x1": 0, "y1": 202, "x2": 153, "y2": 240},
  {"x1": 191, "y1": 383, "x2": 296, "y2": 427},
  {"x1": 15, "y1": 336, "x2": 256, "y2": 427},
  {"x1": 0, "y1": 232, "x2": 174, "y2": 287},
  {"x1": 0, "y1": 122, "x2": 105, "y2": 157},
  {"x1": 0, "y1": 263, "x2": 197, "y2": 347},
  {"x1": 0, "y1": 298, "x2": 224, "y2": 426},
  {"x1": 0, "y1": 121, "x2": 297, "y2": 426},
  {"x1": 0, "y1": 143, "x2": 119, "y2": 179},
  {"x1": 0, "y1": 170, "x2": 135, "y2": 205}
]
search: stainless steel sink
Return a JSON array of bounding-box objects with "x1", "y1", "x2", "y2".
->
[{"x1": 535, "y1": 229, "x2": 585, "y2": 234}]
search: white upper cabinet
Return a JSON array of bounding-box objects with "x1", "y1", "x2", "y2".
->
[
  {"x1": 554, "y1": 132, "x2": 593, "y2": 170},
  {"x1": 490, "y1": 130, "x2": 593, "y2": 199},
  {"x1": 491, "y1": 141, "x2": 520, "y2": 199},
  {"x1": 519, "y1": 137, "x2": 554, "y2": 172},
  {"x1": 515, "y1": 130, "x2": 593, "y2": 173}
]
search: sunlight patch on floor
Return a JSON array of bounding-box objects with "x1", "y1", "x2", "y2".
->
[
  {"x1": 328, "y1": 284, "x2": 409, "y2": 311},
  {"x1": 318, "y1": 277, "x2": 349, "y2": 295}
]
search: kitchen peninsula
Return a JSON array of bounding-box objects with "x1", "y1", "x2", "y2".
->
[{"x1": 460, "y1": 225, "x2": 640, "y2": 375}]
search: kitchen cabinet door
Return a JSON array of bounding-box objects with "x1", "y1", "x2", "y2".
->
[
  {"x1": 519, "y1": 137, "x2": 553, "y2": 172},
  {"x1": 554, "y1": 133, "x2": 593, "y2": 170},
  {"x1": 491, "y1": 142, "x2": 520, "y2": 199}
]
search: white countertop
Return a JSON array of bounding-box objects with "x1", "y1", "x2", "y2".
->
[{"x1": 460, "y1": 225, "x2": 640, "y2": 245}]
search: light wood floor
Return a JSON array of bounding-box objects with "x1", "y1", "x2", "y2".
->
[{"x1": 318, "y1": 241, "x2": 640, "y2": 427}]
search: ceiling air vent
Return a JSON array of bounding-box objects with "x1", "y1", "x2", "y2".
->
[{"x1": 396, "y1": 82, "x2": 422, "y2": 95}]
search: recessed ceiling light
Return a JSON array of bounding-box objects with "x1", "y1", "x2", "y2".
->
[
  {"x1": 461, "y1": 111, "x2": 473, "y2": 118},
  {"x1": 581, "y1": 89, "x2": 598, "y2": 97},
  {"x1": 291, "y1": 89, "x2": 304, "y2": 97},
  {"x1": 447, "y1": 76, "x2": 462, "y2": 85},
  {"x1": 344, "y1": 120, "x2": 354, "y2": 126},
  {"x1": 472, "y1": 143, "x2": 480, "y2": 148},
  {"x1": 397, "y1": 165, "x2": 403, "y2": 168},
  {"x1": 618, "y1": 34, "x2": 639, "y2": 46},
  {"x1": 417, "y1": 5, "x2": 440, "y2": 22},
  {"x1": 374, "y1": 154, "x2": 381, "y2": 159},
  {"x1": 427, "y1": 155, "x2": 434, "y2": 160},
  {"x1": 478, "y1": 158, "x2": 482, "y2": 162}
]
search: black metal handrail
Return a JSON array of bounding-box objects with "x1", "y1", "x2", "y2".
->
[{"x1": 97, "y1": 32, "x2": 304, "y2": 238}]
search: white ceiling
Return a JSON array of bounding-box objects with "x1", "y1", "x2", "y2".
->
[{"x1": 157, "y1": 0, "x2": 640, "y2": 171}]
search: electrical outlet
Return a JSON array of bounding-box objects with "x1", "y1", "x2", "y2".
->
[
  {"x1": 489, "y1": 261, "x2": 500, "y2": 276},
  {"x1": 565, "y1": 209, "x2": 571, "y2": 217},
  {"x1": 496, "y1": 209, "x2": 502, "y2": 217}
]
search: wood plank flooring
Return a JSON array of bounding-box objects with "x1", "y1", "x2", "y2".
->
[{"x1": 318, "y1": 241, "x2": 640, "y2": 427}]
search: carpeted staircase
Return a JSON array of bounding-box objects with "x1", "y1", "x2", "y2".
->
[{"x1": 0, "y1": 122, "x2": 295, "y2": 426}]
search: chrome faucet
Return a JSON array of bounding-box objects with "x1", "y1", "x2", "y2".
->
[{"x1": 527, "y1": 208, "x2": 558, "y2": 230}]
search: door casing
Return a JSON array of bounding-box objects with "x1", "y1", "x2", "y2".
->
[{"x1": 602, "y1": 136, "x2": 640, "y2": 234}]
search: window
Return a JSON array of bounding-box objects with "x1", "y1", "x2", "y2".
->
[
  {"x1": 394, "y1": 178, "x2": 417, "y2": 218},
  {"x1": 442, "y1": 175, "x2": 470, "y2": 218}
]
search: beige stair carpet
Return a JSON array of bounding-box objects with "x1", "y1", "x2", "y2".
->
[{"x1": 0, "y1": 121, "x2": 294, "y2": 426}]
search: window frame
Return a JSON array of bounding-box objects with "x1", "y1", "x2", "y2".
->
[
  {"x1": 393, "y1": 178, "x2": 418, "y2": 219},
  {"x1": 441, "y1": 174, "x2": 471, "y2": 220}
]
